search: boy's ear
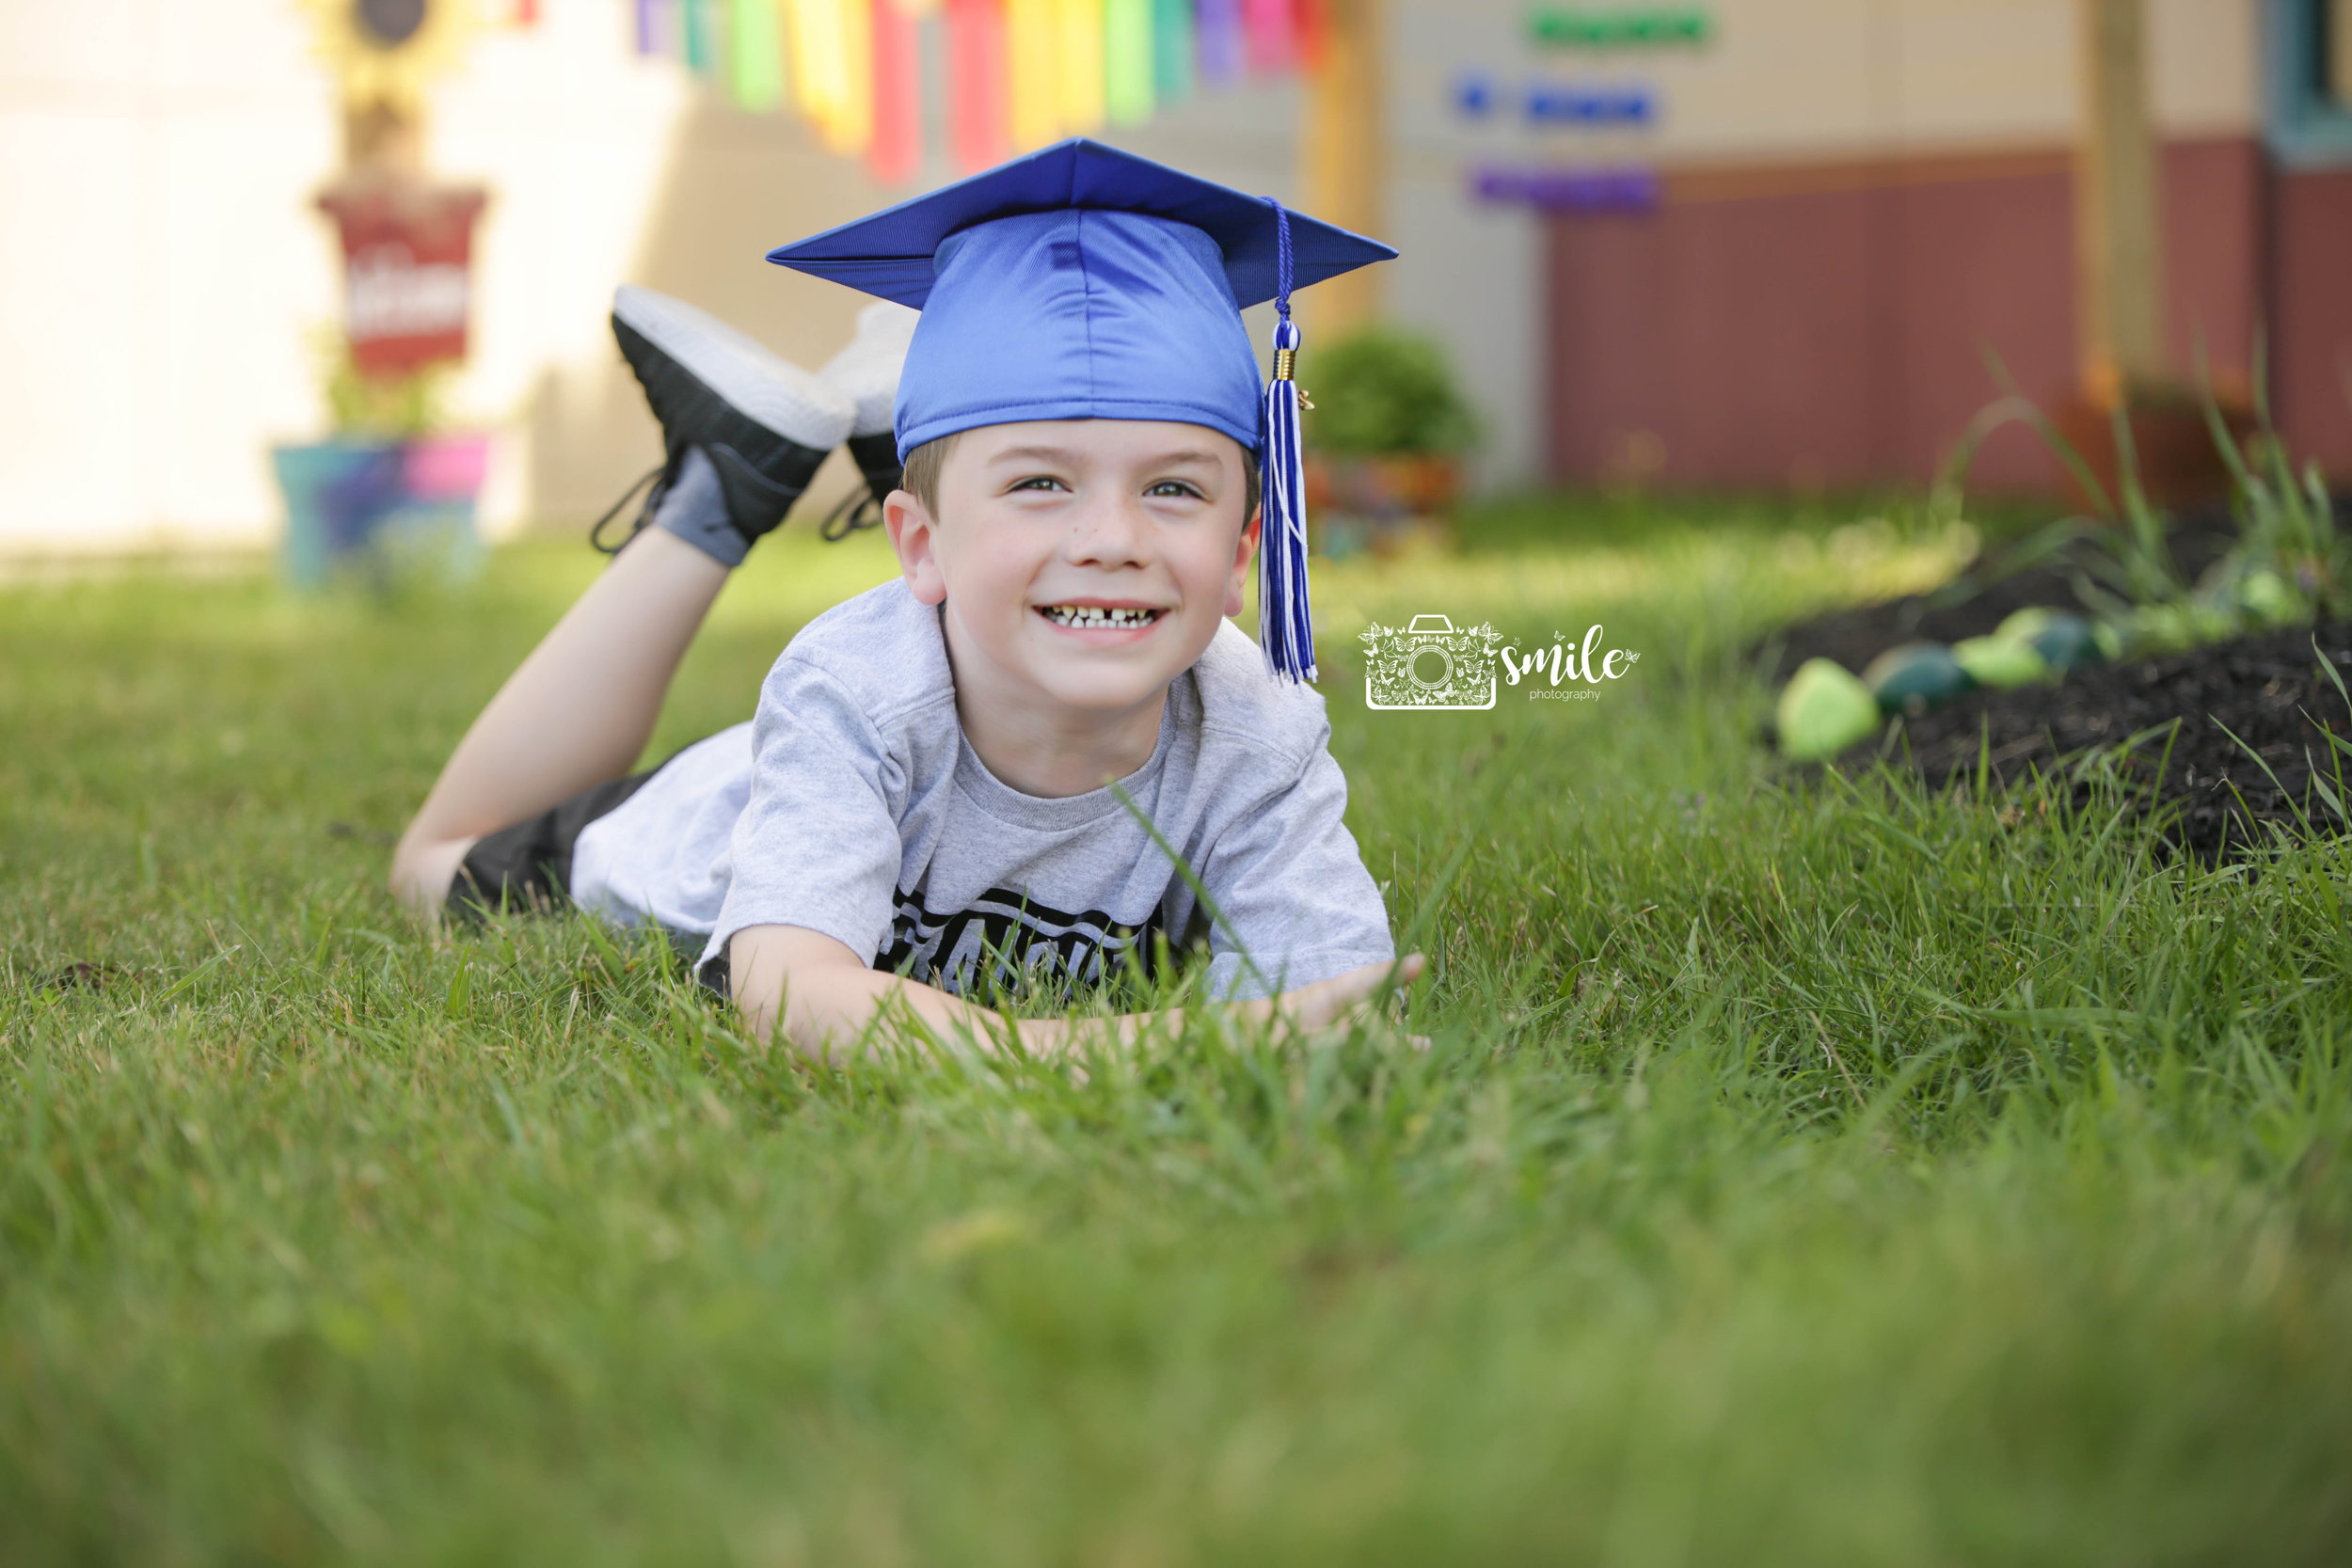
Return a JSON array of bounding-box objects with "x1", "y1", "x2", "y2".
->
[
  {"x1": 883, "y1": 488, "x2": 947, "y2": 606},
  {"x1": 1224, "y1": 511, "x2": 1262, "y2": 618}
]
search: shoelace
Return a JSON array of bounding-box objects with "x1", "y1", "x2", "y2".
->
[
  {"x1": 588, "y1": 453, "x2": 881, "y2": 554},
  {"x1": 588, "y1": 463, "x2": 667, "y2": 556},
  {"x1": 817, "y1": 484, "x2": 886, "y2": 543}
]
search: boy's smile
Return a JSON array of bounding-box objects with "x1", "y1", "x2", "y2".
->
[
  {"x1": 1036, "y1": 602, "x2": 1163, "y2": 633},
  {"x1": 883, "y1": 418, "x2": 1260, "y2": 799}
]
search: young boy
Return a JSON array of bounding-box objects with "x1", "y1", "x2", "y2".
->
[{"x1": 390, "y1": 139, "x2": 1420, "y2": 1061}]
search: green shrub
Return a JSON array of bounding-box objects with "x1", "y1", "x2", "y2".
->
[
  {"x1": 1306, "y1": 325, "x2": 1481, "y2": 457},
  {"x1": 310, "y1": 325, "x2": 453, "y2": 440}
]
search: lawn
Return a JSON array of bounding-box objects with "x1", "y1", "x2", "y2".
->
[{"x1": 4, "y1": 499, "x2": 2349, "y2": 1565}]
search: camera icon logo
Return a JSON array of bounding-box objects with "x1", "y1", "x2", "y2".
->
[{"x1": 1360, "y1": 613, "x2": 1505, "y2": 710}]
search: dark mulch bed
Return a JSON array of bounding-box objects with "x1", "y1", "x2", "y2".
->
[
  {"x1": 1762, "y1": 510, "x2": 2239, "y2": 682},
  {"x1": 1850, "y1": 623, "x2": 2352, "y2": 861}
]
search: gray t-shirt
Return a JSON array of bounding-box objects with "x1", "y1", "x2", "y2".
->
[{"x1": 569, "y1": 579, "x2": 1394, "y2": 1001}]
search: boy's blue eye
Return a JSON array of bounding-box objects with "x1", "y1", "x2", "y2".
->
[
  {"x1": 1009, "y1": 475, "x2": 1067, "y2": 492},
  {"x1": 1146, "y1": 480, "x2": 1203, "y2": 499}
]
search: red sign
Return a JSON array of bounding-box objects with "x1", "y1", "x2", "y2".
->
[{"x1": 316, "y1": 182, "x2": 487, "y2": 379}]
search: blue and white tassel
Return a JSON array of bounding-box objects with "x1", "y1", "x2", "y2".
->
[{"x1": 1258, "y1": 198, "x2": 1316, "y2": 683}]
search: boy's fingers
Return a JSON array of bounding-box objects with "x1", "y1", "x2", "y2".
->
[
  {"x1": 1282, "y1": 955, "x2": 1429, "y2": 1033},
  {"x1": 1265, "y1": 953, "x2": 1428, "y2": 1037}
]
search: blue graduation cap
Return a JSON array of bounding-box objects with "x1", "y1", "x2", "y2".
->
[{"x1": 767, "y1": 138, "x2": 1397, "y2": 684}]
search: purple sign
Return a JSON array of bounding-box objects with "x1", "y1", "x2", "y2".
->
[{"x1": 1470, "y1": 166, "x2": 1660, "y2": 214}]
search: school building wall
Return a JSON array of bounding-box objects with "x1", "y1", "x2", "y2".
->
[
  {"x1": 5, "y1": 1, "x2": 2339, "y2": 558},
  {"x1": 1545, "y1": 139, "x2": 2352, "y2": 492},
  {"x1": 1524, "y1": 0, "x2": 2352, "y2": 490},
  {"x1": 0, "y1": 0, "x2": 1551, "y2": 561}
]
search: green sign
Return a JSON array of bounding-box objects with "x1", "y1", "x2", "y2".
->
[{"x1": 1529, "y1": 8, "x2": 1712, "y2": 48}]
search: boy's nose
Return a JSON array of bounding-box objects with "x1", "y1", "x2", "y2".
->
[{"x1": 1063, "y1": 491, "x2": 1151, "y2": 567}]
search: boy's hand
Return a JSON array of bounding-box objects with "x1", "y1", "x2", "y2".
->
[
  {"x1": 732, "y1": 925, "x2": 1427, "y2": 1066},
  {"x1": 1245, "y1": 953, "x2": 1428, "y2": 1049}
]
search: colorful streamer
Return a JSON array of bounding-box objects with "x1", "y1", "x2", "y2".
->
[
  {"x1": 1006, "y1": 0, "x2": 1059, "y2": 149},
  {"x1": 786, "y1": 0, "x2": 872, "y2": 153},
  {"x1": 1243, "y1": 0, "x2": 1294, "y2": 73},
  {"x1": 1292, "y1": 0, "x2": 1327, "y2": 71},
  {"x1": 1196, "y1": 0, "x2": 1245, "y2": 86},
  {"x1": 837, "y1": 0, "x2": 875, "y2": 153},
  {"x1": 947, "y1": 0, "x2": 1009, "y2": 169},
  {"x1": 728, "y1": 0, "x2": 787, "y2": 111},
  {"x1": 1151, "y1": 0, "x2": 1194, "y2": 102},
  {"x1": 681, "y1": 0, "x2": 714, "y2": 71},
  {"x1": 638, "y1": 0, "x2": 1328, "y2": 185},
  {"x1": 869, "y1": 0, "x2": 921, "y2": 182},
  {"x1": 1055, "y1": 0, "x2": 1105, "y2": 137},
  {"x1": 1104, "y1": 0, "x2": 1154, "y2": 125}
]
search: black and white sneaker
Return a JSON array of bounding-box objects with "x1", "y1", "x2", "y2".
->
[
  {"x1": 601, "y1": 285, "x2": 856, "y2": 564},
  {"x1": 815, "y1": 301, "x2": 919, "y2": 540}
]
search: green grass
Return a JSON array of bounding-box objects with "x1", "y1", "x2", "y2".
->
[{"x1": 5, "y1": 505, "x2": 2350, "y2": 1565}]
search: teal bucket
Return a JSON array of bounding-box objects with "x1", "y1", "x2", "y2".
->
[{"x1": 272, "y1": 436, "x2": 488, "y2": 591}]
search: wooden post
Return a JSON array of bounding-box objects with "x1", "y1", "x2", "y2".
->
[
  {"x1": 2074, "y1": 0, "x2": 2164, "y2": 403},
  {"x1": 2334, "y1": 0, "x2": 2352, "y2": 106},
  {"x1": 1301, "y1": 0, "x2": 1385, "y2": 339}
]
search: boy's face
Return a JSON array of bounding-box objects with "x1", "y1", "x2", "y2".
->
[{"x1": 883, "y1": 419, "x2": 1260, "y2": 718}]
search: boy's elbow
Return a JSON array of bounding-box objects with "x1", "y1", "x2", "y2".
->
[
  {"x1": 726, "y1": 924, "x2": 871, "y2": 1062},
  {"x1": 389, "y1": 832, "x2": 471, "y2": 922}
]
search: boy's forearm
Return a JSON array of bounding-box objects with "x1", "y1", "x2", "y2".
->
[
  {"x1": 749, "y1": 966, "x2": 1177, "y2": 1064},
  {"x1": 730, "y1": 924, "x2": 1120, "y2": 1065},
  {"x1": 728, "y1": 927, "x2": 1407, "y2": 1066}
]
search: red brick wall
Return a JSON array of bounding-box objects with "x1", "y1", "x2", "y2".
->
[
  {"x1": 2273, "y1": 166, "x2": 2352, "y2": 479},
  {"x1": 1543, "y1": 137, "x2": 2345, "y2": 493}
]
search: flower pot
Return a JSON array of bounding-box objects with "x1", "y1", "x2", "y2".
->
[
  {"x1": 2050, "y1": 392, "x2": 2252, "y2": 512},
  {"x1": 272, "y1": 433, "x2": 489, "y2": 590},
  {"x1": 1305, "y1": 453, "x2": 1464, "y2": 558}
]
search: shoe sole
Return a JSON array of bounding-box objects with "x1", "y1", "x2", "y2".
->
[
  {"x1": 819, "y1": 300, "x2": 920, "y2": 439},
  {"x1": 613, "y1": 286, "x2": 854, "y2": 451}
]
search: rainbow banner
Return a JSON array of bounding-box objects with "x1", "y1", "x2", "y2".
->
[
  {"x1": 727, "y1": 0, "x2": 787, "y2": 111},
  {"x1": 947, "y1": 0, "x2": 1010, "y2": 169},
  {"x1": 1243, "y1": 0, "x2": 1293, "y2": 74},
  {"x1": 1055, "y1": 0, "x2": 1107, "y2": 137},
  {"x1": 870, "y1": 0, "x2": 922, "y2": 182},
  {"x1": 1195, "y1": 0, "x2": 1244, "y2": 85},
  {"x1": 633, "y1": 0, "x2": 1320, "y2": 181},
  {"x1": 1152, "y1": 0, "x2": 1194, "y2": 100},
  {"x1": 681, "y1": 0, "x2": 714, "y2": 71},
  {"x1": 1104, "y1": 0, "x2": 1153, "y2": 125}
]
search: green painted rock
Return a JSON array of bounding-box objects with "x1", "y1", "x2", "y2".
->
[
  {"x1": 1952, "y1": 635, "x2": 2050, "y2": 689},
  {"x1": 2117, "y1": 604, "x2": 2196, "y2": 655},
  {"x1": 2240, "y1": 567, "x2": 2304, "y2": 627},
  {"x1": 1862, "y1": 641, "x2": 1977, "y2": 715},
  {"x1": 1776, "y1": 658, "x2": 1881, "y2": 761},
  {"x1": 1993, "y1": 607, "x2": 2104, "y2": 671}
]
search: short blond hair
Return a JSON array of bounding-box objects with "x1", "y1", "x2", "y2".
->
[
  {"x1": 898, "y1": 430, "x2": 961, "y2": 515},
  {"x1": 897, "y1": 431, "x2": 1260, "y2": 523}
]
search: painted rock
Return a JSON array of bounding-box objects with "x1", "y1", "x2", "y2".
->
[
  {"x1": 1992, "y1": 607, "x2": 2105, "y2": 672},
  {"x1": 2240, "y1": 568, "x2": 2304, "y2": 627},
  {"x1": 1862, "y1": 641, "x2": 1977, "y2": 716},
  {"x1": 1952, "y1": 635, "x2": 2050, "y2": 689},
  {"x1": 1776, "y1": 658, "x2": 1881, "y2": 761}
]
